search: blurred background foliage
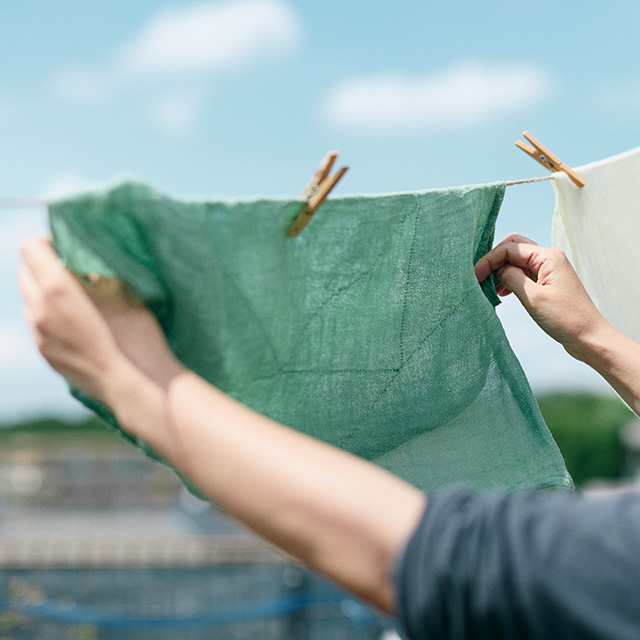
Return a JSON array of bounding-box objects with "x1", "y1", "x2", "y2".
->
[
  {"x1": 537, "y1": 392, "x2": 635, "y2": 487},
  {"x1": 0, "y1": 392, "x2": 637, "y2": 489},
  {"x1": 0, "y1": 415, "x2": 105, "y2": 436}
]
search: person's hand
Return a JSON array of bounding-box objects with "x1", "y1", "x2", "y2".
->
[
  {"x1": 18, "y1": 236, "x2": 183, "y2": 403},
  {"x1": 474, "y1": 233, "x2": 609, "y2": 361}
]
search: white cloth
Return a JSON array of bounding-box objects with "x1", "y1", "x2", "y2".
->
[{"x1": 552, "y1": 146, "x2": 640, "y2": 342}]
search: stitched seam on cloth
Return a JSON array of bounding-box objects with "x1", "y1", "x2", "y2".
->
[
  {"x1": 230, "y1": 202, "x2": 423, "y2": 393},
  {"x1": 288, "y1": 269, "x2": 374, "y2": 358},
  {"x1": 399, "y1": 200, "x2": 421, "y2": 366},
  {"x1": 218, "y1": 263, "x2": 282, "y2": 369},
  {"x1": 288, "y1": 204, "x2": 417, "y2": 362},
  {"x1": 236, "y1": 289, "x2": 469, "y2": 383},
  {"x1": 352, "y1": 293, "x2": 472, "y2": 430},
  {"x1": 232, "y1": 282, "x2": 471, "y2": 387},
  {"x1": 248, "y1": 367, "x2": 401, "y2": 381}
]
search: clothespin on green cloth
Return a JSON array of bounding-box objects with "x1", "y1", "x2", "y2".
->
[{"x1": 287, "y1": 152, "x2": 349, "y2": 237}]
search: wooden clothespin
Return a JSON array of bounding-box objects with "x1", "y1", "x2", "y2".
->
[
  {"x1": 515, "y1": 131, "x2": 586, "y2": 188},
  {"x1": 287, "y1": 151, "x2": 348, "y2": 237}
]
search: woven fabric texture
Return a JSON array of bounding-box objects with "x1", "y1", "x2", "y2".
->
[
  {"x1": 49, "y1": 180, "x2": 571, "y2": 493},
  {"x1": 552, "y1": 146, "x2": 640, "y2": 342}
]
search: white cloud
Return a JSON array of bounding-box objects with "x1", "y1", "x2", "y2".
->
[
  {"x1": 323, "y1": 61, "x2": 551, "y2": 133},
  {"x1": 115, "y1": 0, "x2": 302, "y2": 77},
  {"x1": 151, "y1": 93, "x2": 200, "y2": 136},
  {"x1": 51, "y1": 0, "x2": 303, "y2": 140}
]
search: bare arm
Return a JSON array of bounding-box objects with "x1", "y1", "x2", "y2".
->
[
  {"x1": 18, "y1": 237, "x2": 426, "y2": 615},
  {"x1": 475, "y1": 233, "x2": 640, "y2": 415}
]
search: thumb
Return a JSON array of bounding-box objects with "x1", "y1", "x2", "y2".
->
[{"x1": 497, "y1": 265, "x2": 538, "y2": 307}]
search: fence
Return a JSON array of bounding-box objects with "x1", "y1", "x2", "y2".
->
[
  {"x1": 0, "y1": 531, "x2": 401, "y2": 639},
  {"x1": 0, "y1": 431, "x2": 403, "y2": 639}
]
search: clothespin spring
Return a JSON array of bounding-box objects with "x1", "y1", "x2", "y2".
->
[
  {"x1": 288, "y1": 152, "x2": 348, "y2": 237},
  {"x1": 515, "y1": 131, "x2": 586, "y2": 188}
]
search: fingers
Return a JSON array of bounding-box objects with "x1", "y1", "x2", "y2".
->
[
  {"x1": 500, "y1": 232, "x2": 537, "y2": 246},
  {"x1": 21, "y1": 236, "x2": 138, "y2": 319},
  {"x1": 497, "y1": 264, "x2": 538, "y2": 301},
  {"x1": 19, "y1": 236, "x2": 92, "y2": 340},
  {"x1": 17, "y1": 264, "x2": 40, "y2": 330},
  {"x1": 85, "y1": 277, "x2": 131, "y2": 307},
  {"x1": 474, "y1": 233, "x2": 540, "y2": 283},
  {"x1": 21, "y1": 236, "x2": 62, "y2": 273},
  {"x1": 495, "y1": 283, "x2": 513, "y2": 297},
  {"x1": 20, "y1": 237, "x2": 70, "y2": 300},
  {"x1": 17, "y1": 263, "x2": 39, "y2": 306}
]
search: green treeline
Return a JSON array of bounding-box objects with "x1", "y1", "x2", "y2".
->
[
  {"x1": 0, "y1": 415, "x2": 105, "y2": 436},
  {"x1": 537, "y1": 392, "x2": 635, "y2": 487},
  {"x1": 0, "y1": 393, "x2": 637, "y2": 488}
]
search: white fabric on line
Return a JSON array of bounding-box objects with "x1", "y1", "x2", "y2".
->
[{"x1": 552, "y1": 146, "x2": 640, "y2": 342}]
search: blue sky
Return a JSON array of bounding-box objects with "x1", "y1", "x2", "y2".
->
[{"x1": 1, "y1": 0, "x2": 639, "y2": 419}]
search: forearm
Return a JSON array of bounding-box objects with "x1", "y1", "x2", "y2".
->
[
  {"x1": 569, "y1": 321, "x2": 640, "y2": 416},
  {"x1": 104, "y1": 361, "x2": 426, "y2": 614}
]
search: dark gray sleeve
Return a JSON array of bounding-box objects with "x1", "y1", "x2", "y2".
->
[{"x1": 395, "y1": 488, "x2": 640, "y2": 640}]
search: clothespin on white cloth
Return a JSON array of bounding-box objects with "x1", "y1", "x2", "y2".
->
[
  {"x1": 287, "y1": 152, "x2": 348, "y2": 237},
  {"x1": 515, "y1": 131, "x2": 586, "y2": 188}
]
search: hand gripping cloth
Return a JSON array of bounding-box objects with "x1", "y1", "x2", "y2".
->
[
  {"x1": 49, "y1": 180, "x2": 572, "y2": 494},
  {"x1": 552, "y1": 147, "x2": 640, "y2": 342}
]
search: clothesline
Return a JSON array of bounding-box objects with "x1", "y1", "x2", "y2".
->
[
  {"x1": 0, "y1": 198, "x2": 47, "y2": 208},
  {"x1": 0, "y1": 177, "x2": 553, "y2": 209},
  {"x1": 505, "y1": 176, "x2": 552, "y2": 186}
]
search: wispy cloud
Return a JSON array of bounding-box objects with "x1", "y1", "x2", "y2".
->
[
  {"x1": 52, "y1": 0, "x2": 302, "y2": 96},
  {"x1": 116, "y1": 0, "x2": 302, "y2": 77},
  {"x1": 51, "y1": 0, "x2": 303, "y2": 137},
  {"x1": 323, "y1": 61, "x2": 551, "y2": 134}
]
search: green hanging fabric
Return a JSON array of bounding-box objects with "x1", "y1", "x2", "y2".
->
[{"x1": 49, "y1": 179, "x2": 572, "y2": 493}]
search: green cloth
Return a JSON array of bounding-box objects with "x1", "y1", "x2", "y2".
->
[{"x1": 49, "y1": 179, "x2": 572, "y2": 493}]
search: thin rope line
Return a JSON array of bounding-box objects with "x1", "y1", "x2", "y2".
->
[
  {"x1": 0, "y1": 198, "x2": 48, "y2": 208},
  {"x1": 0, "y1": 177, "x2": 550, "y2": 206},
  {"x1": 505, "y1": 176, "x2": 552, "y2": 186}
]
